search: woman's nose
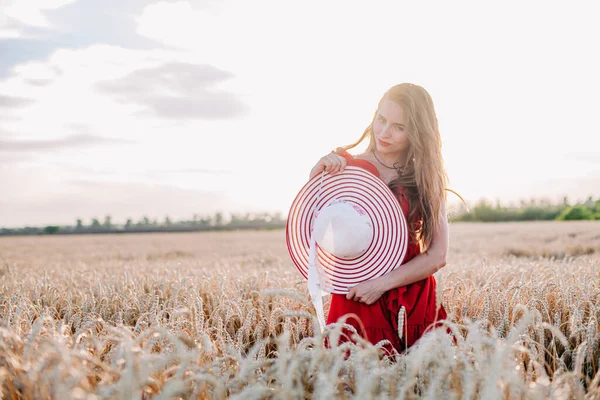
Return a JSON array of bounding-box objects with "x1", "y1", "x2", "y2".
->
[{"x1": 380, "y1": 126, "x2": 391, "y2": 137}]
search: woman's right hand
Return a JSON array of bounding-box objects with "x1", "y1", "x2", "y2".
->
[{"x1": 309, "y1": 150, "x2": 347, "y2": 179}]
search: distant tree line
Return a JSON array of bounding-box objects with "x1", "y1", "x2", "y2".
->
[
  {"x1": 450, "y1": 196, "x2": 600, "y2": 222},
  {"x1": 0, "y1": 211, "x2": 286, "y2": 236},
  {"x1": 2, "y1": 197, "x2": 599, "y2": 236}
]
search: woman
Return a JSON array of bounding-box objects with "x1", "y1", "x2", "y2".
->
[{"x1": 309, "y1": 83, "x2": 451, "y2": 354}]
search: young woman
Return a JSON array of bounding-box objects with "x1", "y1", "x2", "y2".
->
[{"x1": 309, "y1": 83, "x2": 451, "y2": 354}]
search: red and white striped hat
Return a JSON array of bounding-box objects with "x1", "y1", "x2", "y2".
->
[{"x1": 286, "y1": 166, "x2": 409, "y2": 295}]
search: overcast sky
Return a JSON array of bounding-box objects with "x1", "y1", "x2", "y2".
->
[{"x1": 1, "y1": 0, "x2": 599, "y2": 228}]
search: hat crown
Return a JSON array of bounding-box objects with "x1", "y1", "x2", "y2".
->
[
  {"x1": 286, "y1": 165, "x2": 408, "y2": 294},
  {"x1": 312, "y1": 199, "x2": 373, "y2": 259}
]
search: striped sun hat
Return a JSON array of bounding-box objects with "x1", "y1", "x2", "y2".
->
[{"x1": 286, "y1": 166, "x2": 409, "y2": 305}]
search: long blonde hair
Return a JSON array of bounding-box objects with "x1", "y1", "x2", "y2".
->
[{"x1": 341, "y1": 83, "x2": 451, "y2": 251}]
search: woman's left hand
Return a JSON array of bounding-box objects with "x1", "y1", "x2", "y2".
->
[{"x1": 346, "y1": 278, "x2": 387, "y2": 305}]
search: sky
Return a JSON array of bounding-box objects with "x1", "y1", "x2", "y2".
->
[{"x1": 1, "y1": 0, "x2": 599, "y2": 228}]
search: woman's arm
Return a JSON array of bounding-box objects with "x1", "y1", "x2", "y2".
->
[
  {"x1": 346, "y1": 200, "x2": 448, "y2": 304},
  {"x1": 379, "y1": 201, "x2": 448, "y2": 291}
]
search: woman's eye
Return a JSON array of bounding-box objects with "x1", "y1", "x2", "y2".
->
[{"x1": 394, "y1": 125, "x2": 404, "y2": 131}]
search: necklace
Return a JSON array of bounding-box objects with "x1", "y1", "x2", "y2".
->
[
  {"x1": 372, "y1": 149, "x2": 400, "y2": 169},
  {"x1": 371, "y1": 149, "x2": 407, "y2": 177}
]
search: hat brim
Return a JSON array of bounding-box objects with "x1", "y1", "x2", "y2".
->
[{"x1": 286, "y1": 166, "x2": 408, "y2": 294}]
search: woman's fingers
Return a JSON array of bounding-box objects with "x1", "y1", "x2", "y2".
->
[
  {"x1": 336, "y1": 158, "x2": 347, "y2": 174},
  {"x1": 311, "y1": 160, "x2": 325, "y2": 177},
  {"x1": 339, "y1": 155, "x2": 347, "y2": 172},
  {"x1": 326, "y1": 154, "x2": 346, "y2": 174},
  {"x1": 346, "y1": 287, "x2": 356, "y2": 301},
  {"x1": 309, "y1": 156, "x2": 328, "y2": 178},
  {"x1": 309, "y1": 153, "x2": 347, "y2": 179}
]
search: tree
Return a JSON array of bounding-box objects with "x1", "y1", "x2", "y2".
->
[
  {"x1": 272, "y1": 211, "x2": 284, "y2": 223},
  {"x1": 556, "y1": 206, "x2": 594, "y2": 221},
  {"x1": 138, "y1": 216, "x2": 151, "y2": 227},
  {"x1": 90, "y1": 218, "x2": 101, "y2": 229},
  {"x1": 214, "y1": 212, "x2": 223, "y2": 226},
  {"x1": 125, "y1": 218, "x2": 133, "y2": 230},
  {"x1": 75, "y1": 218, "x2": 84, "y2": 231},
  {"x1": 229, "y1": 213, "x2": 241, "y2": 225},
  {"x1": 103, "y1": 215, "x2": 113, "y2": 229},
  {"x1": 44, "y1": 226, "x2": 60, "y2": 234}
]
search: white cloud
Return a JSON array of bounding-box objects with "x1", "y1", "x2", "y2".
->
[
  {"x1": 0, "y1": 28, "x2": 20, "y2": 39},
  {"x1": 1, "y1": 44, "x2": 245, "y2": 138},
  {"x1": 0, "y1": 0, "x2": 78, "y2": 35},
  {"x1": 96, "y1": 62, "x2": 247, "y2": 119}
]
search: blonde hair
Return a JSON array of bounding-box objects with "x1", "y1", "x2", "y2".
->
[{"x1": 340, "y1": 83, "x2": 453, "y2": 251}]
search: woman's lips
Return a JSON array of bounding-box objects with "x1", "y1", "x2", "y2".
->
[{"x1": 377, "y1": 139, "x2": 390, "y2": 147}]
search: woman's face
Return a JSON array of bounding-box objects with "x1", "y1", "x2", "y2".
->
[{"x1": 372, "y1": 99, "x2": 409, "y2": 156}]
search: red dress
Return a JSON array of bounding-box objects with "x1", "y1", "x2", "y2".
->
[{"x1": 326, "y1": 150, "x2": 447, "y2": 354}]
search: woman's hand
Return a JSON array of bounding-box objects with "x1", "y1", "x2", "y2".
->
[
  {"x1": 309, "y1": 150, "x2": 347, "y2": 179},
  {"x1": 346, "y1": 278, "x2": 386, "y2": 305}
]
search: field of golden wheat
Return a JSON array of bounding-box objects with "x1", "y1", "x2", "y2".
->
[{"x1": 1, "y1": 220, "x2": 600, "y2": 399}]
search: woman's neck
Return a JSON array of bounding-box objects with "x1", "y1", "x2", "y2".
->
[{"x1": 372, "y1": 148, "x2": 408, "y2": 168}]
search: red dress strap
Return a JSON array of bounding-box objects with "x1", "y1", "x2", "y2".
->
[{"x1": 335, "y1": 149, "x2": 380, "y2": 178}]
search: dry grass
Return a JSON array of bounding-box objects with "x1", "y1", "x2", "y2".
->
[{"x1": 0, "y1": 221, "x2": 599, "y2": 399}]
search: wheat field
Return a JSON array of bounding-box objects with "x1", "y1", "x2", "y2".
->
[{"x1": 1, "y1": 220, "x2": 600, "y2": 399}]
